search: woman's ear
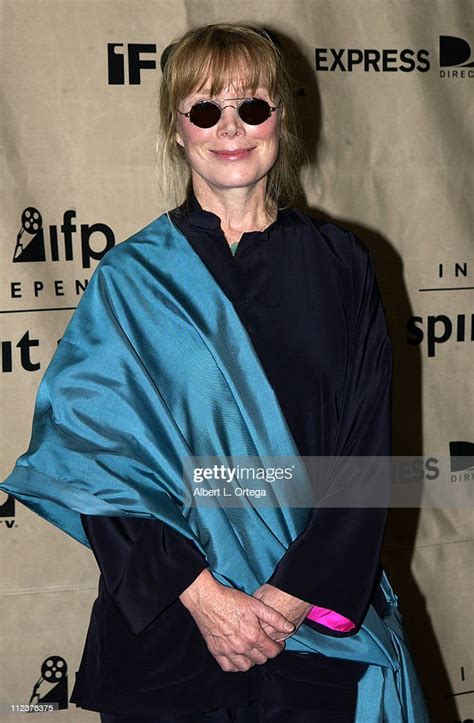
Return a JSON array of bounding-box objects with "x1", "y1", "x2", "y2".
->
[{"x1": 175, "y1": 131, "x2": 184, "y2": 147}]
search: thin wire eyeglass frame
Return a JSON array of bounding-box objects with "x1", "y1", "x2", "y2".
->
[{"x1": 177, "y1": 97, "x2": 282, "y2": 128}]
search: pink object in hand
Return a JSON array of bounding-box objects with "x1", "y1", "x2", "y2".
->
[{"x1": 306, "y1": 605, "x2": 356, "y2": 632}]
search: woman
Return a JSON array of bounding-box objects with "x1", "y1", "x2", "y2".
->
[{"x1": 1, "y1": 22, "x2": 428, "y2": 723}]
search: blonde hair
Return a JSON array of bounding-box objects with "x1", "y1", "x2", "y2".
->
[{"x1": 157, "y1": 22, "x2": 304, "y2": 212}]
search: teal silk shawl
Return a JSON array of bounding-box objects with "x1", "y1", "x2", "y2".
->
[{"x1": 1, "y1": 213, "x2": 429, "y2": 722}]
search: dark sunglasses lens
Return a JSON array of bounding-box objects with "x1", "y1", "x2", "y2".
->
[
  {"x1": 239, "y1": 99, "x2": 271, "y2": 125},
  {"x1": 189, "y1": 102, "x2": 221, "y2": 128}
]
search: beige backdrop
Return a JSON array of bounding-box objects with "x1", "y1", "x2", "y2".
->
[{"x1": 1, "y1": 1, "x2": 473, "y2": 721}]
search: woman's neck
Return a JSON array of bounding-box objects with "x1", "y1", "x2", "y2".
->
[{"x1": 192, "y1": 180, "x2": 277, "y2": 245}]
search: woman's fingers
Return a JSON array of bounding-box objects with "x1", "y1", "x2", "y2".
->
[
  {"x1": 228, "y1": 652, "x2": 261, "y2": 671},
  {"x1": 259, "y1": 621, "x2": 290, "y2": 642},
  {"x1": 251, "y1": 596, "x2": 295, "y2": 635},
  {"x1": 219, "y1": 621, "x2": 284, "y2": 663},
  {"x1": 215, "y1": 654, "x2": 240, "y2": 672},
  {"x1": 253, "y1": 633, "x2": 285, "y2": 660},
  {"x1": 215, "y1": 655, "x2": 252, "y2": 672},
  {"x1": 217, "y1": 648, "x2": 267, "y2": 672}
]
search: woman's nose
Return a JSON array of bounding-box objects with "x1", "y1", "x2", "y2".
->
[{"x1": 216, "y1": 105, "x2": 245, "y2": 136}]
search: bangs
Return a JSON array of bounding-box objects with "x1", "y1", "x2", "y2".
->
[{"x1": 169, "y1": 37, "x2": 279, "y2": 103}]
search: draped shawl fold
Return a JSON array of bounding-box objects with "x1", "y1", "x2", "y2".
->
[{"x1": 1, "y1": 213, "x2": 429, "y2": 722}]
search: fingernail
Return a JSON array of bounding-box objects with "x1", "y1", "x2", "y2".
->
[{"x1": 284, "y1": 622, "x2": 294, "y2": 630}]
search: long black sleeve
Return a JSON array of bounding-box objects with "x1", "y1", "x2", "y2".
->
[
  {"x1": 266, "y1": 246, "x2": 392, "y2": 634},
  {"x1": 81, "y1": 514, "x2": 209, "y2": 635}
]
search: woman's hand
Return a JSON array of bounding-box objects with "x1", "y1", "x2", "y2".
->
[
  {"x1": 252, "y1": 583, "x2": 313, "y2": 639},
  {"x1": 179, "y1": 570, "x2": 295, "y2": 672}
]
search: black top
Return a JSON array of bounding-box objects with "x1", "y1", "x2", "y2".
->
[{"x1": 70, "y1": 192, "x2": 392, "y2": 715}]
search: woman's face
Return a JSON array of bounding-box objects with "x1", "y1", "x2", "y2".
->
[{"x1": 175, "y1": 79, "x2": 281, "y2": 196}]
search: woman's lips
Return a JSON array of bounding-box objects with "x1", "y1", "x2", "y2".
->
[{"x1": 210, "y1": 148, "x2": 255, "y2": 160}]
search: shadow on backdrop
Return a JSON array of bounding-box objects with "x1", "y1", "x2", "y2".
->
[{"x1": 269, "y1": 26, "x2": 456, "y2": 723}]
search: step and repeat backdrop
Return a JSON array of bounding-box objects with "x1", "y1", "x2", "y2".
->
[{"x1": 0, "y1": 1, "x2": 472, "y2": 721}]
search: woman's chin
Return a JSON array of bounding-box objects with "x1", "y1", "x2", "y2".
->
[{"x1": 198, "y1": 172, "x2": 269, "y2": 192}]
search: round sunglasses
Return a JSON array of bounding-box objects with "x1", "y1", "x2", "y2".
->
[{"x1": 177, "y1": 97, "x2": 281, "y2": 129}]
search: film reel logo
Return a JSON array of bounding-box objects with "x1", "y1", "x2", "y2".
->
[
  {"x1": 29, "y1": 655, "x2": 69, "y2": 710},
  {"x1": 13, "y1": 207, "x2": 46, "y2": 262},
  {"x1": 12, "y1": 206, "x2": 115, "y2": 267}
]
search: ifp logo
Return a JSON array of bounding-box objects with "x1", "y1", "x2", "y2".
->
[
  {"x1": 107, "y1": 43, "x2": 157, "y2": 84},
  {"x1": 13, "y1": 207, "x2": 115, "y2": 269}
]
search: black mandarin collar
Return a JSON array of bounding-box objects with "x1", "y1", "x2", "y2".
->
[
  {"x1": 168, "y1": 190, "x2": 289, "y2": 306},
  {"x1": 171, "y1": 189, "x2": 286, "y2": 254},
  {"x1": 177, "y1": 191, "x2": 221, "y2": 231}
]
